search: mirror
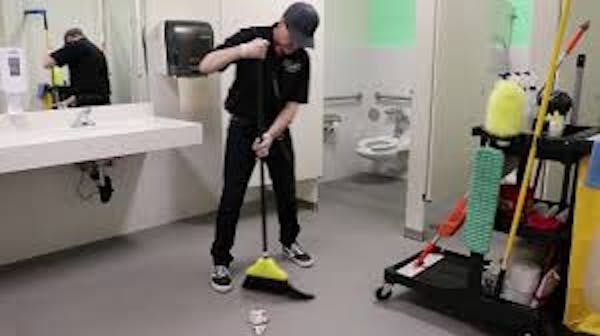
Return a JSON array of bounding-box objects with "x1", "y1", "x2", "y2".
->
[{"x1": 0, "y1": 0, "x2": 149, "y2": 111}]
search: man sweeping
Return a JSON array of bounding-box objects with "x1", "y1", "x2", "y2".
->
[
  {"x1": 200, "y1": 2, "x2": 320, "y2": 293},
  {"x1": 44, "y1": 28, "x2": 111, "y2": 107}
]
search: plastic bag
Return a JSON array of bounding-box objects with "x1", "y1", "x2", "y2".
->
[{"x1": 585, "y1": 234, "x2": 600, "y2": 313}]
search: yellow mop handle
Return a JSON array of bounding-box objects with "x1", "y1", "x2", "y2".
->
[
  {"x1": 501, "y1": 0, "x2": 573, "y2": 270},
  {"x1": 45, "y1": 30, "x2": 52, "y2": 51},
  {"x1": 45, "y1": 30, "x2": 57, "y2": 85},
  {"x1": 44, "y1": 29, "x2": 62, "y2": 111}
]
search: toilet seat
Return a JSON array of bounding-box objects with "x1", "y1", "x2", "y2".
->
[
  {"x1": 356, "y1": 135, "x2": 410, "y2": 158},
  {"x1": 355, "y1": 134, "x2": 411, "y2": 178},
  {"x1": 358, "y1": 136, "x2": 401, "y2": 152}
]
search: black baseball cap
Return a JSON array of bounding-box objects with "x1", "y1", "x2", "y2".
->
[
  {"x1": 283, "y1": 2, "x2": 320, "y2": 49},
  {"x1": 64, "y1": 28, "x2": 84, "y2": 44}
]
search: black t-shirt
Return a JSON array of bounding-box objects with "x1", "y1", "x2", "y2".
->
[
  {"x1": 51, "y1": 38, "x2": 111, "y2": 98},
  {"x1": 215, "y1": 25, "x2": 310, "y2": 125}
]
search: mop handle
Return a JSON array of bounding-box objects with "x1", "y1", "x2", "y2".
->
[
  {"x1": 501, "y1": 0, "x2": 573, "y2": 271},
  {"x1": 565, "y1": 20, "x2": 590, "y2": 55},
  {"x1": 43, "y1": 15, "x2": 61, "y2": 105},
  {"x1": 46, "y1": 30, "x2": 57, "y2": 85},
  {"x1": 537, "y1": 19, "x2": 590, "y2": 94},
  {"x1": 557, "y1": 20, "x2": 590, "y2": 70}
]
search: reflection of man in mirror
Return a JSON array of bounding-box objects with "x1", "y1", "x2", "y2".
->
[{"x1": 43, "y1": 28, "x2": 111, "y2": 107}]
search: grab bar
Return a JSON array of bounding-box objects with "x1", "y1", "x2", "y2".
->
[
  {"x1": 374, "y1": 92, "x2": 413, "y2": 103},
  {"x1": 324, "y1": 93, "x2": 363, "y2": 103}
]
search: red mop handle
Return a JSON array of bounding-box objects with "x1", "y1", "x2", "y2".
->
[
  {"x1": 415, "y1": 240, "x2": 439, "y2": 266},
  {"x1": 565, "y1": 20, "x2": 591, "y2": 55}
]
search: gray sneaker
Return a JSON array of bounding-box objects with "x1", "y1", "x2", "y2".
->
[
  {"x1": 283, "y1": 242, "x2": 315, "y2": 268},
  {"x1": 211, "y1": 265, "x2": 233, "y2": 293}
]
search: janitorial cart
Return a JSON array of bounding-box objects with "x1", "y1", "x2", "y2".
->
[
  {"x1": 376, "y1": 124, "x2": 597, "y2": 335},
  {"x1": 375, "y1": 1, "x2": 599, "y2": 334}
]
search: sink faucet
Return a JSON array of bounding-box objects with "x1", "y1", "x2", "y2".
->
[{"x1": 72, "y1": 107, "x2": 96, "y2": 128}]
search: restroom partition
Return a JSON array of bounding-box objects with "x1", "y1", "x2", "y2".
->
[{"x1": 406, "y1": 0, "x2": 504, "y2": 240}]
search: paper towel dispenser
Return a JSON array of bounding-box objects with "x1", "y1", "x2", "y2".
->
[{"x1": 155, "y1": 20, "x2": 214, "y2": 77}]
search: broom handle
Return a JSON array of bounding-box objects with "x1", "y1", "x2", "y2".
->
[
  {"x1": 260, "y1": 159, "x2": 267, "y2": 254},
  {"x1": 501, "y1": 0, "x2": 572, "y2": 272},
  {"x1": 257, "y1": 60, "x2": 268, "y2": 254}
]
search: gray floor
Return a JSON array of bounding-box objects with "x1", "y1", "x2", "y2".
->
[{"x1": 0, "y1": 175, "x2": 496, "y2": 336}]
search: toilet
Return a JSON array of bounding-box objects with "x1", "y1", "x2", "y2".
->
[
  {"x1": 355, "y1": 104, "x2": 412, "y2": 178},
  {"x1": 355, "y1": 133, "x2": 411, "y2": 177}
]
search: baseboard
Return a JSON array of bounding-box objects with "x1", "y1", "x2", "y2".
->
[
  {"x1": 404, "y1": 227, "x2": 425, "y2": 242},
  {"x1": 297, "y1": 199, "x2": 318, "y2": 211}
]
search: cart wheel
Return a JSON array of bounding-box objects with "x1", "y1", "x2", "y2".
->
[{"x1": 375, "y1": 284, "x2": 393, "y2": 301}]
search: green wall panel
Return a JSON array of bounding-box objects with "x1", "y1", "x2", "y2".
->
[
  {"x1": 510, "y1": 0, "x2": 532, "y2": 46},
  {"x1": 368, "y1": 0, "x2": 416, "y2": 47}
]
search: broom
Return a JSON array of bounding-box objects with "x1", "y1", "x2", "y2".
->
[{"x1": 242, "y1": 60, "x2": 315, "y2": 300}]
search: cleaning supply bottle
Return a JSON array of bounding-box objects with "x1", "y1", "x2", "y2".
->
[
  {"x1": 525, "y1": 86, "x2": 539, "y2": 130},
  {"x1": 548, "y1": 111, "x2": 566, "y2": 137},
  {"x1": 586, "y1": 141, "x2": 600, "y2": 189}
]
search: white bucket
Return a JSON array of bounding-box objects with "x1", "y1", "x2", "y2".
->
[
  {"x1": 502, "y1": 260, "x2": 542, "y2": 306},
  {"x1": 502, "y1": 286, "x2": 534, "y2": 306}
]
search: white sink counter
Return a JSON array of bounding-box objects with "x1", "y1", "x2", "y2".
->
[{"x1": 0, "y1": 103, "x2": 202, "y2": 174}]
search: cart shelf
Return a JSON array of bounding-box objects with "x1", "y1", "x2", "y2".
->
[
  {"x1": 383, "y1": 251, "x2": 544, "y2": 334},
  {"x1": 472, "y1": 125, "x2": 598, "y2": 164}
]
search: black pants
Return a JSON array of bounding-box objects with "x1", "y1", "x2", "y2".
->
[
  {"x1": 211, "y1": 119, "x2": 300, "y2": 266},
  {"x1": 57, "y1": 87, "x2": 110, "y2": 107},
  {"x1": 76, "y1": 93, "x2": 110, "y2": 107}
]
